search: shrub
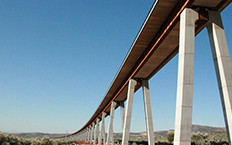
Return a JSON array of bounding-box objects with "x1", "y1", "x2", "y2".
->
[
  {"x1": 167, "y1": 132, "x2": 174, "y2": 143},
  {"x1": 0, "y1": 133, "x2": 76, "y2": 145},
  {"x1": 2, "y1": 141, "x2": 10, "y2": 145},
  {"x1": 0, "y1": 132, "x2": 6, "y2": 144}
]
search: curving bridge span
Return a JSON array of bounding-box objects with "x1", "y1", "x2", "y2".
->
[{"x1": 57, "y1": 0, "x2": 232, "y2": 145}]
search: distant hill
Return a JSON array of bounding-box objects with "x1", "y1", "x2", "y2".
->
[
  {"x1": 7, "y1": 132, "x2": 66, "y2": 138},
  {"x1": 114, "y1": 125, "x2": 226, "y2": 138},
  {"x1": 192, "y1": 124, "x2": 226, "y2": 132},
  {"x1": 5, "y1": 124, "x2": 226, "y2": 138}
]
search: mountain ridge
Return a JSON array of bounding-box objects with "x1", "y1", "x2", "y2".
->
[
  {"x1": 115, "y1": 124, "x2": 226, "y2": 138},
  {"x1": 4, "y1": 124, "x2": 226, "y2": 138}
]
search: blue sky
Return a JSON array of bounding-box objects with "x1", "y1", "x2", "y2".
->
[{"x1": 0, "y1": 1, "x2": 232, "y2": 134}]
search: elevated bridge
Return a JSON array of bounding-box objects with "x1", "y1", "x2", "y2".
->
[{"x1": 57, "y1": 0, "x2": 232, "y2": 145}]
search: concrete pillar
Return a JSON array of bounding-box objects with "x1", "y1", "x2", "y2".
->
[
  {"x1": 120, "y1": 101, "x2": 125, "y2": 131},
  {"x1": 94, "y1": 119, "x2": 100, "y2": 145},
  {"x1": 83, "y1": 132, "x2": 84, "y2": 141},
  {"x1": 90, "y1": 125, "x2": 92, "y2": 142},
  {"x1": 142, "y1": 79, "x2": 155, "y2": 145},
  {"x1": 122, "y1": 79, "x2": 137, "y2": 145},
  {"x1": 206, "y1": 10, "x2": 232, "y2": 144},
  {"x1": 106, "y1": 101, "x2": 117, "y2": 145},
  {"x1": 99, "y1": 112, "x2": 106, "y2": 145},
  {"x1": 84, "y1": 130, "x2": 86, "y2": 142},
  {"x1": 76, "y1": 134, "x2": 78, "y2": 140},
  {"x1": 84, "y1": 131, "x2": 86, "y2": 142},
  {"x1": 88, "y1": 127, "x2": 90, "y2": 143},
  {"x1": 86, "y1": 130, "x2": 88, "y2": 142},
  {"x1": 174, "y1": 8, "x2": 198, "y2": 145},
  {"x1": 91, "y1": 123, "x2": 95, "y2": 143}
]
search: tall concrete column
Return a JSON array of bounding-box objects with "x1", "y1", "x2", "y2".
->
[
  {"x1": 85, "y1": 131, "x2": 87, "y2": 141},
  {"x1": 91, "y1": 123, "x2": 95, "y2": 143},
  {"x1": 106, "y1": 101, "x2": 117, "y2": 145},
  {"x1": 142, "y1": 79, "x2": 155, "y2": 145},
  {"x1": 82, "y1": 133, "x2": 84, "y2": 141},
  {"x1": 174, "y1": 8, "x2": 198, "y2": 145},
  {"x1": 86, "y1": 130, "x2": 88, "y2": 142},
  {"x1": 88, "y1": 127, "x2": 90, "y2": 143},
  {"x1": 98, "y1": 123, "x2": 101, "y2": 145},
  {"x1": 84, "y1": 130, "x2": 86, "y2": 142},
  {"x1": 76, "y1": 134, "x2": 78, "y2": 140},
  {"x1": 120, "y1": 101, "x2": 125, "y2": 131},
  {"x1": 122, "y1": 79, "x2": 137, "y2": 145},
  {"x1": 84, "y1": 131, "x2": 86, "y2": 142},
  {"x1": 94, "y1": 119, "x2": 100, "y2": 145},
  {"x1": 99, "y1": 112, "x2": 106, "y2": 145},
  {"x1": 207, "y1": 10, "x2": 232, "y2": 144}
]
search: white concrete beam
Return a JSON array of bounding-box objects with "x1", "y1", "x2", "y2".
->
[
  {"x1": 120, "y1": 101, "x2": 125, "y2": 131},
  {"x1": 91, "y1": 123, "x2": 95, "y2": 143},
  {"x1": 88, "y1": 127, "x2": 90, "y2": 143},
  {"x1": 174, "y1": 8, "x2": 198, "y2": 145},
  {"x1": 142, "y1": 79, "x2": 155, "y2": 145},
  {"x1": 94, "y1": 119, "x2": 100, "y2": 145},
  {"x1": 207, "y1": 10, "x2": 232, "y2": 144},
  {"x1": 86, "y1": 130, "x2": 88, "y2": 142},
  {"x1": 99, "y1": 112, "x2": 106, "y2": 145},
  {"x1": 122, "y1": 79, "x2": 137, "y2": 145},
  {"x1": 106, "y1": 101, "x2": 117, "y2": 145}
]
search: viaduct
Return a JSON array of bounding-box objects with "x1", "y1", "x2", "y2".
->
[{"x1": 57, "y1": 0, "x2": 232, "y2": 145}]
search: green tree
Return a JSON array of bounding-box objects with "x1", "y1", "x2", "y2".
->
[
  {"x1": 167, "y1": 132, "x2": 174, "y2": 143},
  {"x1": 0, "y1": 132, "x2": 6, "y2": 144},
  {"x1": 41, "y1": 136, "x2": 52, "y2": 145},
  {"x1": 2, "y1": 141, "x2": 10, "y2": 145},
  {"x1": 191, "y1": 134, "x2": 205, "y2": 145}
]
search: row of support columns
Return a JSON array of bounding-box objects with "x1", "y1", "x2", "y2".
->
[
  {"x1": 73, "y1": 79, "x2": 155, "y2": 145},
  {"x1": 174, "y1": 8, "x2": 232, "y2": 145},
  {"x1": 72, "y1": 7, "x2": 232, "y2": 145}
]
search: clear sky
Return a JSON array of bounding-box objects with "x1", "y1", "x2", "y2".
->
[{"x1": 0, "y1": 1, "x2": 232, "y2": 134}]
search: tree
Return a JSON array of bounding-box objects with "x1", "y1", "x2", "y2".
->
[
  {"x1": 2, "y1": 141, "x2": 10, "y2": 145},
  {"x1": 41, "y1": 136, "x2": 52, "y2": 145},
  {"x1": 0, "y1": 132, "x2": 6, "y2": 144},
  {"x1": 167, "y1": 132, "x2": 174, "y2": 143},
  {"x1": 191, "y1": 134, "x2": 203, "y2": 142}
]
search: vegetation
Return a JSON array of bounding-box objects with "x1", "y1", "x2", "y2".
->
[
  {"x1": 115, "y1": 132, "x2": 229, "y2": 145},
  {"x1": 190, "y1": 132, "x2": 228, "y2": 145},
  {"x1": 1, "y1": 128, "x2": 229, "y2": 145},
  {"x1": 167, "y1": 132, "x2": 174, "y2": 143},
  {"x1": 0, "y1": 132, "x2": 75, "y2": 145}
]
